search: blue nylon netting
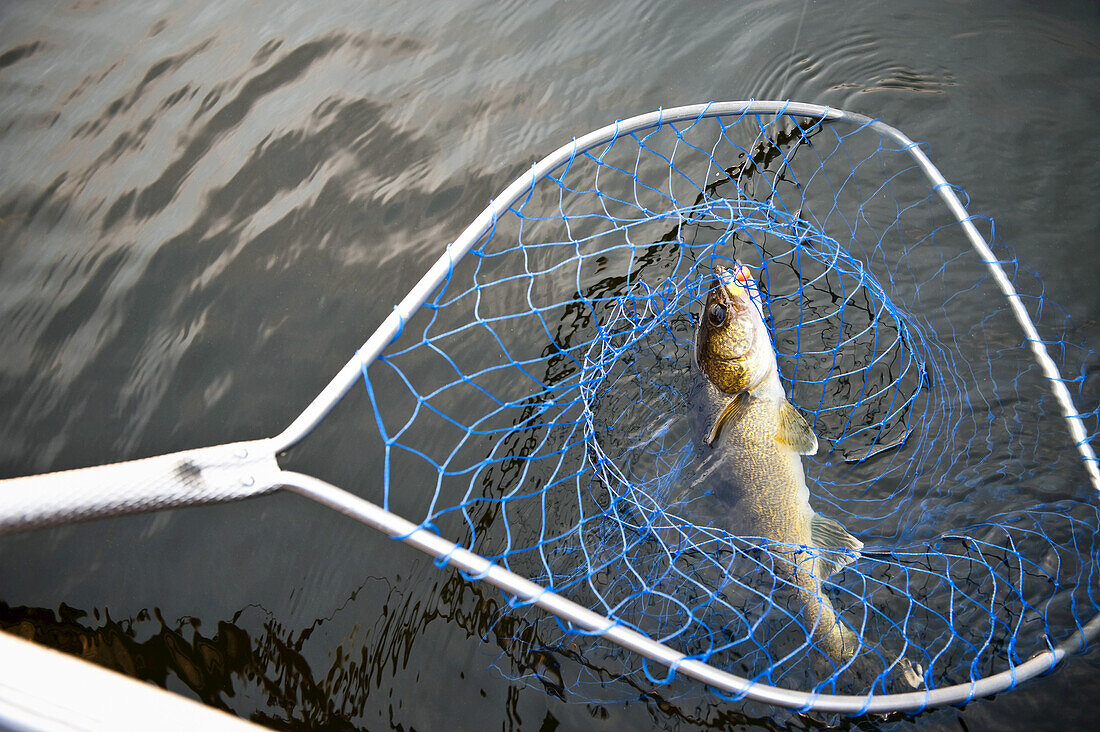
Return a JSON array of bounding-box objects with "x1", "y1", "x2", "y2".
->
[{"x1": 358, "y1": 108, "x2": 1099, "y2": 704}]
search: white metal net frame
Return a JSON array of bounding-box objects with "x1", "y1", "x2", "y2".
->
[{"x1": 0, "y1": 101, "x2": 1096, "y2": 716}]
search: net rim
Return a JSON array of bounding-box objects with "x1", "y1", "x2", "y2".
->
[{"x1": 271, "y1": 100, "x2": 1097, "y2": 713}]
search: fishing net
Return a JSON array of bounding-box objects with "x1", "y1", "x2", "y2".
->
[
  {"x1": 2, "y1": 102, "x2": 1097, "y2": 715},
  {"x1": 357, "y1": 104, "x2": 1099, "y2": 706}
]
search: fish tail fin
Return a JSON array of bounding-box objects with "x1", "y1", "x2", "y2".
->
[{"x1": 894, "y1": 655, "x2": 925, "y2": 690}]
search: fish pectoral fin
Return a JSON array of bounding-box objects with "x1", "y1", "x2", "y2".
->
[
  {"x1": 810, "y1": 513, "x2": 864, "y2": 579},
  {"x1": 706, "y1": 391, "x2": 751, "y2": 447},
  {"x1": 775, "y1": 399, "x2": 819, "y2": 455}
]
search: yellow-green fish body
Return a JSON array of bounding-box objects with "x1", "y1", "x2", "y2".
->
[{"x1": 690, "y1": 264, "x2": 864, "y2": 669}]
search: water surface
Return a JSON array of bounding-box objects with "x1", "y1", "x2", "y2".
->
[{"x1": 0, "y1": 1, "x2": 1097, "y2": 729}]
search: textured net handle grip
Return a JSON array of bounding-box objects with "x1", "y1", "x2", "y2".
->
[{"x1": 0, "y1": 439, "x2": 282, "y2": 533}]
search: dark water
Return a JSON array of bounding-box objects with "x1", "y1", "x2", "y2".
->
[{"x1": 0, "y1": 1, "x2": 1097, "y2": 729}]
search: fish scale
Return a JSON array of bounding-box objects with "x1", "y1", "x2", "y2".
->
[{"x1": 690, "y1": 264, "x2": 904, "y2": 681}]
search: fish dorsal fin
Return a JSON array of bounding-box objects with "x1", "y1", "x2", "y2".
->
[
  {"x1": 810, "y1": 513, "x2": 864, "y2": 579},
  {"x1": 775, "y1": 399, "x2": 819, "y2": 455},
  {"x1": 706, "y1": 391, "x2": 750, "y2": 447}
]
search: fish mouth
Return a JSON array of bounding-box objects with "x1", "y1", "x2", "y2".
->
[{"x1": 712, "y1": 263, "x2": 757, "y2": 312}]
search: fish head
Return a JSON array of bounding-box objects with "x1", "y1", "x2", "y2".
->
[{"x1": 694, "y1": 263, "x2": 772, "y2": 394}]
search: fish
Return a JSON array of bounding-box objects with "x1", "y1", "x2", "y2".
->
[{"x1": 689, "y1": 263, "x2": 921, "y2": 688}]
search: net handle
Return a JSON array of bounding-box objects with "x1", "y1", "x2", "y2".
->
[{"x1": 0, "y1": 440, "x2": 281, "y2": 533}]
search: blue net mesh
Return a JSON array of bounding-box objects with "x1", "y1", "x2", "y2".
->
[{"x1": 357, "y1": 107, "x2": 1098, "y2": 704}]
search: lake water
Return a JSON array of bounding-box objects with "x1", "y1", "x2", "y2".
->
[{"x1": 0, "y1": 1, "x2": 1097, "y2": 729}]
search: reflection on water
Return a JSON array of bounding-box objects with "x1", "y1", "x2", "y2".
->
[{"x1": 2, "y1": 588, "x2": 798, "y2": 731}]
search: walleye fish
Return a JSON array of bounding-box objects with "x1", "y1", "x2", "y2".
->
[{"x1": 690, "y1": 263, "x2": 920, "y2": 686}]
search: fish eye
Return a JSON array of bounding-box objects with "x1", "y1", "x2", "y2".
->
[{"x1": 707, "y1": 302, "x2": 727, "y2": 327}]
